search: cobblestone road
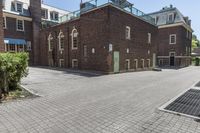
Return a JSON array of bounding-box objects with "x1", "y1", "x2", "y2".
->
[{"x1": 1, "y1": 67, "x2": 200, "y2": 133}]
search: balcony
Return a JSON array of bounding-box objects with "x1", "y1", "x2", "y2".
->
[{"x1": 59, "y1": 0, "x2": 155, "y2": 25}]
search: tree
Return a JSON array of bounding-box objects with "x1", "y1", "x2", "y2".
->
[{"x1": 192, "y1": 34, "x2": 200, "y2": 50}]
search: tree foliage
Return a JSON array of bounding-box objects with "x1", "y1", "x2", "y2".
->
[
  {"x1": 192, "y1": 35, "x2": 200, "y2": 50},
  {"x1": 0, "y1": 53, "x2": 29, "y2": 99}
]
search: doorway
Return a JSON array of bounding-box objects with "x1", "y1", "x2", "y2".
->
[
  {"x1": 113, "y1": 51, "x2": 119, "y2": 73},
  {"x1": 169, "y1": 52, "x2": 175, "y2": 66}
]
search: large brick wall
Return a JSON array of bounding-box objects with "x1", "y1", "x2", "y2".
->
[
  {"x1": 108, "y1": 6, "x2": 158, "y2": 72},
  {"x1": 38, "y1": 5, "x2": 158, "y2": 73},
  {"x1": 4, "y1": 17, "x2": 32, "y2": 40},
  {"x1": 157, "y1": 26, "x2": 192, "y2": 66},
  {"x1": 0, "y1": 0, "x2": 4, "y2": 52}
]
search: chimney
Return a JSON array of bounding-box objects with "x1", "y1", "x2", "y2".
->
[
  {"x1": 170, "y1": 4, "x2": 173, "y2": 8},
  {"x1": 30, "y1": 0, "x2": 42, "y2": 65},
  {"x1": 0, "y1": 0, "x2": 5, "y2": 52}
]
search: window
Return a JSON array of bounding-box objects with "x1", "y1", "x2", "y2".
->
[
  {"x1": 159, "y1": 59, "x2": 163, "y2": 66},
  {"x1": 92, "y1": 48, "x2": 95, "y2": 54},
  {"x1": 27, "y1": 41, "x2": 31, "y2": 51},
  {"x1": 41, "y1": 9, "x2": 48, "y2": 19},
  {"x1": 50, "y1": 11, "x2": 59, "y2": 21},
  {"x1": 48, "y1": 34, "x2": 53, "y2": 51},
  {"x1": 9, "y1": 45, "x2": 16, "y2": 52},
  {"x1": 125, "y1": 26, "x2": 131, "y2": 40},
  {"x1": 71, "y1": 28, "x2": 78, "y2": 50},
  {"x1": 170, "y1": 34, "x2": 176, "y2": 44},
  {"x1": 17, "y1": 19, "x2": 24, "y2": 31},
  {"x1": 125, "y1": 59, "x2": 130, "y2": 70},
  {"x1": 126, "y1": 48, "x2": 130, "y2": 53},
  {"x1": 168, "y1": 13, "x2": 174, "y2": 23},
  {"x1": 147, "y1": 59, "x2": 151, "y2": 68},
  {"x1": 148, "y1": 33, "x2": 151, "y2": 44},
  {"x1": 83, "y1": 45, "x2": 87, "y2": 57},
  {"x1": 72, "y1": 59, "x2": 78, "y2": 68},
  {"x1": 155, "y1": 16, "x2": 159, "y2": 24},
  {"x1": 58, "y1": 32, "x2": 64, "y2": 50},
  {"x1": 3, "y1": 17, "x2": 6, "y2": 29},
  {"x1": 18, "y1": 45, "x2": 24, "y2": 52},
  {"x1": 134, "y1": 59, "x2": 138, "y2": 69},
  {"x1": 141, "y1": 59, "x2": 145, "y2": 68},
  {"x1": 59, "y1": 59, "x2": 64, "y2": 68},
  {"x1": 15, "y1": 2, "x2": 23, "y2": 13}
]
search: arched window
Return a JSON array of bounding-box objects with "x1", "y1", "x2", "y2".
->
[
  {"x1": 48, "y1": 34, "x2": 53, "y2": 51},
  {"x1": 58, "y1": 31, "x2": 64, "y2": 51},
  {"x1": 71, "y1": 28, "x2": 78, "y2": 50}
]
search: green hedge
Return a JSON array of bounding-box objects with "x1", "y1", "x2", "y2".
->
[{"x1": 0, "y1": 53, "x2": 29, "y2": 98}]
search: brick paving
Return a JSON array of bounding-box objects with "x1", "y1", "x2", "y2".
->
[{"x1": 1, "y1": 66, "x2": 200, "y2": 133}]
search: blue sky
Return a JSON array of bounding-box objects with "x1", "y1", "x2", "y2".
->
[{"x1": 44, "y1": 0, "x2": 200, "y2": 39}]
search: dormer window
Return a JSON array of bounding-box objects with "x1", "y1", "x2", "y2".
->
[
  {"x1": 50, "y1": 11, "x2": 59, "y2": 21},
  {"x1": 15, "y1": 2, "x2": 23, "y2": 13},
  {"x1": 168, "y1": 13, "x2": 174, "y2": 23},
  {"x1": 41, "y1": 8, "x2": 48, "y2": 19}
]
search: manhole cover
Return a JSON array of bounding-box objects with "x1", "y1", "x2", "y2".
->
[{"x1": 164, "y1": 89, "x2": 200, "y2": 118}]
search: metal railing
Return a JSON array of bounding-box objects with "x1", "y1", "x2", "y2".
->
[{"x1": 59, "y1": 0, "x2": 155, "y2": 25}]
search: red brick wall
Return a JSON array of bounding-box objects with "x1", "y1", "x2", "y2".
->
[
  {"x1": 108, "y1": 6, "x2": 158, "y2": 72},
  {"x1": 38, "y1": 5, "x2": 158, "y2": 73},
  {"x1": 158, "y1": 26, "x2": 192, "y2": 56},
  {"x1": 157, "y1": 26, "x2": 192, "y2": 66}
]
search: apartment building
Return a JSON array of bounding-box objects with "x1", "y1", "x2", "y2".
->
[
  {"x1": 0, "y1": 0, "x2": 69, "y2": 64},
  {"x1": 0, "y1": 0, "x2": 193, "y2": 73},
  {"x1": 149, "y1": 5, "x2": 193, "y2": 67}
]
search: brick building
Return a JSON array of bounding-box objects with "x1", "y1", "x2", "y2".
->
[
  {"x1": 148, "y1": 5, "x2": 193, "y2": 67},
  {"x1": 0, "y1": 0, "x2": 69, "y2": 64},
  {"x1": 0, "y1": 0, "x2": 193, "y2": 73}
]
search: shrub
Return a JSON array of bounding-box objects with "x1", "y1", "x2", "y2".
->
[{"x1": 0, "y1": 53, "x2": 29, "y2": 99}]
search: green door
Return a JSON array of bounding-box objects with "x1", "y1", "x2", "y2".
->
[{"x1": 113, "y1": 51, "x2": 120, "y2": 73}]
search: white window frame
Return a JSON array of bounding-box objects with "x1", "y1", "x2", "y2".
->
[
  {"x1": 15, "y1": 1, "x2": 23, "y2": 13},
  {"x1": 147, "y1": 59, "x2": 151, "y2": 68},
  {"x1": 83, "y1": 45, "x2": 87, "y2": 57},
  {"x1": 155, "y1": 16, "x2": 159, "y2": 24},
  {"x1": 9, "y1": 44, "x2": 16, "y2": 52},
  {"x1": 50, "y1": 11, "x2": 59, "y2": 21},
  {"x1": 125, "y1": 26, "x2": 131, "y2": 40},
  {"x1": 168, "y1": 13, "x2": 174, "y2": 22},
  {"x1": 169, "y1": 52, "x2": 176, "y2": 57},
  {"x1": 169, "y1": 34, "x2": 176, "y2": 44},
  {"x1": 41, "y1": 8, "x2": 48, "y2": 19},
  {"x1": 125, "y1": 59, "x2": 130, "y2": 70},
  {"x1": 148, "y1": 33, "x2": 151, "y2": 44},
  {"x1": 134, "y1": 59, "x2": 138, "y2": 69},
  {"x1": 92, "y1": 48, "x2": 95, "y2": 54},
  {"x1": 16, "y1": 19, "x2": 24, "y2": 31},
  {"x1": 48, "y1": 34, "x2": 53, "y2": 52},
  {"x1": 59, "y1": 59, "x2": 64, "y2": 68},
  {"x1": 141, "y1": 59, "x2": 145, "y2": 68},
  {"x1": 71, "y1": 28, "x2": 78, "y2": 50},
  {"x1": 3, "y1": 17, "x2": 6, "y2": 29},
  {"x1": 72, "y1": 59, "x2": 78, "y2": 68},
  {"x1": 58, "y1": 31, "x2": 64, "y2": 51}
]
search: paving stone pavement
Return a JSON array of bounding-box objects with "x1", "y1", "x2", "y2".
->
[{"x1": 1, "y1": 66, "x2": 200, "y2": 133}]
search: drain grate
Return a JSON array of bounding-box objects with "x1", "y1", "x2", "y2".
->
[{"x1": 165, "y1": 89, "x2": 200, "y2": 118}]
